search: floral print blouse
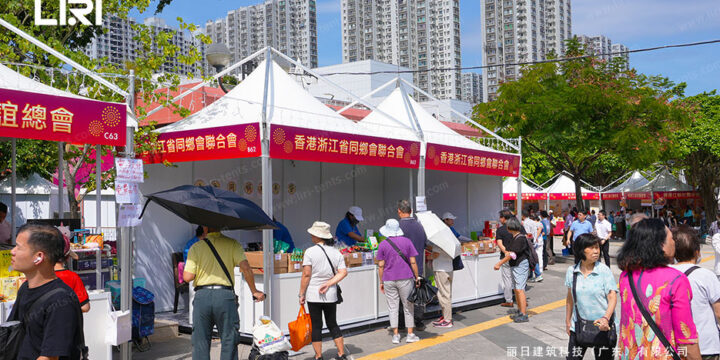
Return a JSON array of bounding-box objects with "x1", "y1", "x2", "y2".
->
[{"x1": 618, "y1": 266, "x2": 699, "y2": 359}]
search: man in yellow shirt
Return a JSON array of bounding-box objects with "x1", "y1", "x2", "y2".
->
[{"x1": 183, "y1": 227, "x2": 265, "y2": 360}]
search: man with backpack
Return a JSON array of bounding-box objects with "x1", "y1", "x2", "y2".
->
[{"x1": 8, "y1": 223, "x2": 85, "y2": 360}]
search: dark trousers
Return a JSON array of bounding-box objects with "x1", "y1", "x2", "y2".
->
[
  {"x1": 567, "y1": 331, "x2": 614, "y2": 360},
  {"x1": 601, "y1": 239, "x2": 611, "y2": 267},
  {"x1": 192, "y1": 288, "x2": 238, "y2": 360},
  {"x1": 398, "y1": 303, "x2": 425, "y2": 329},
  {"x1": 542, "y1": 236, "x2": 549, "y2": 269},
  {"x1": 308, "y1": 302, "x2": 342, "y2": 342},
  {"x1": 549, "y1": 233, "x2": 556, "y2": 256}
]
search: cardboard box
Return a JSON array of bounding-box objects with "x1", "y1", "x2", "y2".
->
[
  {"x1": 289, "y1": 261, "x2": 303, "y2": 273},
  {"x1": 361, "y1": 252, "x2": 374, "y2": 266},
  {"x1": 343, "y1": 252, "x2": 363, "y2": 267},
  {"x1": 245, "y1": 251, "x2": 263, "y2": 268}
]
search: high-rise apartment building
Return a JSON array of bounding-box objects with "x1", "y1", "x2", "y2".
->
[
  {"x1": 461, "y1": 72, "x2": 482, "y2": 104},
  {"x1": 341, "y1": 0, "x2": 462, "y2": 100},
  {"x1": 577, "y1": 35, "x2": 630, "y2": 70},
  {"x1": 205, "y1": 0, "x2": 318, "y2": 74},
  {"x1": 481, "y1": 0, "x2": 572, "y2": 102},
  {"x1": 85, "y1": 16, "x2": 205, "y2": 76}
]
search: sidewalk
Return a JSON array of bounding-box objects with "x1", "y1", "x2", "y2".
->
[{"x1": 120, "y1": 240, "x2": 717, "y2": 360}]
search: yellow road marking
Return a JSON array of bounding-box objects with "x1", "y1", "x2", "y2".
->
[
  {"x1": 701, "y1": 256, "x2": 715, "y2": 263},
  {"x1": 356, "y1": 299, "x2": 566, "y2": 360}
]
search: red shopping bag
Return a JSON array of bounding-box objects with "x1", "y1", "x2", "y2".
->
[{"x1": 288, "y1": 306, "x2": 312, "y2": 351}]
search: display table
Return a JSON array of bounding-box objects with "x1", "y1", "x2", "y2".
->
[{"x1": 189, "y1": 252, "x2": 503, "y2": 335}]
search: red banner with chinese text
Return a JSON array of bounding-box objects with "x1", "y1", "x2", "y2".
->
[
  {"x1": 425, "y1": 143, "x2": 520, "y2": 177},
  {"x1": 142, "y1": 123, "x2": 261, "y2": 164},
  {"x1": 602, "y1": 192, "x2": 652, "y2": 200},
  {"x1": 0, "y1": 88, "x2": 126, "y2": 146},
  {"x1": 549, "y1": 192, "x2": 600, "y2": 200},
  {"x1": 654, "y1": 191, "x2": 700, "y2": 200},
  {"x1": 503, "y1": 192, "x2": 548, "y2": 201},
  {"x1": 269, "y1": 125, "x2": 420, "y2": 168}
]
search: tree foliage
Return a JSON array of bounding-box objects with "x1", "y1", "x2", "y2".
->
[
  {"x1": 473, "y1": 38, "x2": 688, "y2": 208},
  {"x1": 0, "y1": 0, "x2": 209, "y2": 218},
  {"x1": 672, "y1": 91, "x2": 720, "y2": 221}
]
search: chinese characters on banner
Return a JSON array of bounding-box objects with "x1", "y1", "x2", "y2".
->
[
  {"x1": 654, "y1": 191, "x2": 701, "y2": 200},
  {"x1": 0, "y1": 88, "x2": 126, "y2": 146},
  {"x1": 269, "y1": 125, "x2": 420, "y2": 168},
  {"x1": 549, "y1": 192, "x2": 600, "y2": 200},
  {"x1": 142, "y1": 124, "x2": 261, "y2": 164},
  {"x1": 425, "y1": 143, "x2": 520, "y2": 177},
  {"x1": 503, "y1": 192, "x2": 548, "y2": 201},
  {"x1": 115, "y1": 158, "x2": 144, "y2": 183}
]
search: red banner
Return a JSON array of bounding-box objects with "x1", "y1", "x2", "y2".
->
[
  {"x1": 425, "y1": 143, "x2": 520, "y2": 177},
  {"x1": 549, "y1": 192, "x2": 600, "y2": 200},
  {"x1": 602, "y1": 193, "x2": 622, "y2": 200},
  {"x1": 269, "y1": 125, "x2": 420, "y2": 168},
  {"x1": 0, "y1": 88, "x2": 126, "y2": 146},
  {"x1": 143, "y1": 124, "x2": 261, "y2": 164},
  {"x1": 603, "y1": 192, "x2": 652, "y2": 200},
  {"x1": 654, "y1": 191, "x2": 700, "y2": 200},
  {"x1": 503, "y1": 193, "x2": 548, "y2": 201}
]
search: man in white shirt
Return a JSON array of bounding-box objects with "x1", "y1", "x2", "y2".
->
[
  {"x1": 0, "y1": 202, "x2": 11, "y2": 245},
  {"x1": 595, "y1": 210, "x2": 613, "y2": 266}
]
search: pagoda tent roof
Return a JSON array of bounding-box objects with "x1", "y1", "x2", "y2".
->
[
  {"x1": 0, "y1": 173, "x2": 53, "y2": 195},
  {"x1": 503, "y1": 177, "x2": 543, "y2": 194},
  {"x1": 636, "y1": 169, "x2": 694, "y2": 193},
  {"x1": 606, "y1": 171, "x2": 650, "y2": 193},
  {"x1": 545, "y1": 175, "x2": 597, "y2": 195}
]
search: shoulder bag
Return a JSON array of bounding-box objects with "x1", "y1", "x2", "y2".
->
[
  {"x1": 571, "y1": 269, "x2": 617, "y2": 347},
  {"x1": 385, "y1": 239, "x2": 438, "y2": 306},
  {"x1": 628, "y1": 271, "x2": 682, "y2": 360},
  {"x1": 316, "y1": 245, "x2": 343, "y2": 304},
  {"x1": 515, "y1": 233, "x2": 538, "y2": 271}
]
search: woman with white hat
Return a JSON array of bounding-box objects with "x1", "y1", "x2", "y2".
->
[
  {"x1": 299, "y1": 221, "x2": 349, "y2": 360},
  {"x1": 376, "y1": 219, "x2": 421, "y2": 344}
]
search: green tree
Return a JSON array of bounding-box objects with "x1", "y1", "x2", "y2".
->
[
  {"x1": 473, "y1": 38, "x2": 688, "y2": 209},
  {"x1": 0, "y1": 1, "x2": 210, "y2": 218},
  {"x1": 672, "y1": 91, "x2": 720, "y2": 222}
]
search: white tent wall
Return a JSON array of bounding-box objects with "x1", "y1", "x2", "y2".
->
[
  {"x1": 82, "y1": 192, "x2": 117, "y2": 237},
  {"x1": 0, "y1": 194, "x2": 49, "y2": 224}
]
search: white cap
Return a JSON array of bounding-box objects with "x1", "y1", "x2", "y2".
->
[
  {"x1": 348, "y1": 206, "x2": 364, "y2": 221},
  {"x1": 379, "y1": 219, "x2": 404, "y2": 237},
  {"x1": 441, "y1": 212, "x2": 456, "y2": 220}
]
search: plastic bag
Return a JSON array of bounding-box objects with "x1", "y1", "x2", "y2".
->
[
  {"x1": 408, "y1": 278, "x2": 438, "y2": 305},
  {"x1": 105, "y1": 310, "x2": 131, "y2": 346},
  {"x1": 252, "y1": 316, "x2": 291, "y2": 355},
  {"x1": 288, "y1": 306, "x2": 312, "y2": 351}
]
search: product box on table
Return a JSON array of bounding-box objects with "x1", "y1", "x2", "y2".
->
[
  {"x1": 361, "y1": 252, "x2": 374, "y2": 266},
  {"x1": 288, "y1": 261, "x2": 303, "y2": 273},
  {"x1": 244, "y1": 252, "x2": 291, "y2": 274},
  {"x1": 343, "y1": 252, "x2": 363, "y2": 267}
]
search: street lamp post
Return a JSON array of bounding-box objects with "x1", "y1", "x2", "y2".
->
[{"x1": 206, "y1": 43, "x2": 232, "y2": 93}]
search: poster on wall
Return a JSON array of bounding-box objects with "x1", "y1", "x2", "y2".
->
[
  {"x1": 118, "y1": 205, "x2": 142, "y2": 227},
  {"x1": 115, "y1": 181, "x2": 140, "y2": 204}
]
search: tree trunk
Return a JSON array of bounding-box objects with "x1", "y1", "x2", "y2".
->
[{"x1": 571, "y1": 173, "x2": 584, "y2": 210}]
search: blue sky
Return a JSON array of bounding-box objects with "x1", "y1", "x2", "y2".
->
[{"x1": 134, "y1": 0, "x2": 720, "y2": 96}]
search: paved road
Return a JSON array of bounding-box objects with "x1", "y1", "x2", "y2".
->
[{"x1": 124, "y1": 240, "x2": 718, "y2": 360}]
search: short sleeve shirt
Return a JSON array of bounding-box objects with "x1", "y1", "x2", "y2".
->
[
  {"x1": 569, "y1": 220, "x2": 593, "y2": 241},
  {"x1": 55, "y1": 269, "x2": 89, "y2": 306},
  {"x1": 10, "y1": 278, "x2": 82, "y2": 360},
  {"x1": 618, "y1": 267, "x2": 699, "y2": 359},
  {"x1": 595, "y1": 219, "x2": 612, "y2": 240},
  {"x1": 376, "y1": 236, "x2": 418, "y2": 281},
  {"x1": 302, "y1": 244, "x2": 346, "y2": 303},
  {"x1": 399, "y1": 217, "x2": 428, "y2": 275},
  {"x1": 185, "y1": 232, "x2": 247, "y2": 287},
  {"x1": 564, "y1": 262, "x2": 617, "y2": 331},
  {"x1": 670, "y1": 264, "x2": 720, "y2": 355},
  {"x1": 336, "y1": 218, "x2": 361, "y2": 247}
]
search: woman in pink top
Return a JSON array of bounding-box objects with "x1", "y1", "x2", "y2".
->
[{"x1": 616, "y1": 218, "x2": 701, "y2": 360}]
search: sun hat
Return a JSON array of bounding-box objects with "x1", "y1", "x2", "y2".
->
[
  {"x1": 441, "y1": 212, "x2": 457, "y2": 220},
  {"x1": 348, "y1": 206, "x2": 364, "y2": 221},
  {"x1": 379, "y1": 219, "x2": 404, "y2": 237},
  {"x1": 307, "y1": 221, "x2": 333, "y2": 239}
]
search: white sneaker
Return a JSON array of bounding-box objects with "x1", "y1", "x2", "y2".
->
[
  {"x1": 406, "y1": 333, "x2": 420, "y2": 343},
  {"x1": 392, "y1": 334, "x2": 401, "y2": 344}
]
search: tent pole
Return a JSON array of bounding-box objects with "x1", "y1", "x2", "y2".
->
[
  {"x1": 260, "y1": 48, "x2": 274, "y2": 319},
  {"x1": 516, "y1": 138, "x2": 523, "y2": 218},
  {"x1": 95, "y1": 144, "x2": 102, "y2": 290},
  {"x1": 409, "y1": 169, "x2": 414, "y2": 212},
  {"x1": 11, "y1": 139, "x2": 16, "y2": 243},
  {"x1": 58, "y1": 143, "x2": 64, "y2": 218},
  {"x1": 120, "y1": 70, "x2": 135, "y2": 360}
]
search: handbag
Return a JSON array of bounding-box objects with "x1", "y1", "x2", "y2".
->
[
  {"x1": 316, "y1": 245, "x2": 343, "y2": 304},
  {"x1": 385, "y1": 238, "x2": 438, "y2": 305},
  {"x1": 571, "y1": 269, "x2": 617, "y2": 347},
  {"x1": 452, "y1": 255, "x2": 464, "y2": 271},
  {"x1": 628, "y1": 271, "x2": 681, "y2": 360},
  {"x1": 287, "y1": 306, "x2": 312, "y2": 351}
]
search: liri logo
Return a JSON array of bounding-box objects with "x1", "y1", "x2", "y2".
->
[{"x1": 34, "y1": 0, "x2": 103, "y2": 26}]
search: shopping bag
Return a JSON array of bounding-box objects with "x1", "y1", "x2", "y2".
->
[
  {"x1": 287, "y1": 306, "x2": 312, "y2": 351},
  {"x1": 252, "y1": 316, "x2": 291, "y2": 355},
  {"x1": 105, "y1": 310, "x2": 131, "y2": 346},
  {"x1": 0, "y1": 321, "x2": 23, "y2": 360},
  {"x1": 408, "y1": 278, "x2": 438, "y2": 305}
]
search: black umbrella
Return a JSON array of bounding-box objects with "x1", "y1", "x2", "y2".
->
[{"x1": 139, "y1": 185, "x2": 277, "y2": 230}]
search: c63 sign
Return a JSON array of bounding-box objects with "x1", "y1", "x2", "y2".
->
[{"x1": 0, "y1": 88, "x2": 126, "y2": 146}]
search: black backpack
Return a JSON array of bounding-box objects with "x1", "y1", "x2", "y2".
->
[{"x1": 517, "y1": 233, "x2": 538, "y2": 271}]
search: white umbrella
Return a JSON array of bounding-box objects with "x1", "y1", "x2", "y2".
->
[{"x1": 415, "y1": 211, "x2": 461, "y2": 258}]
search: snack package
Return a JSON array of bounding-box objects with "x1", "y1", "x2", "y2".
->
[{"x1": 85, "y1": 234, "x2": 104, "y2": 249}]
